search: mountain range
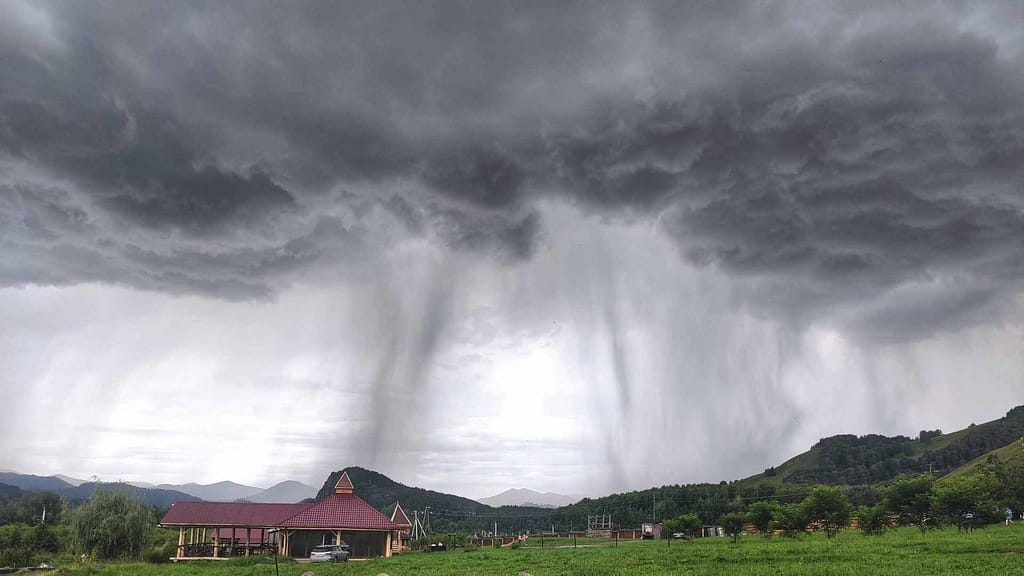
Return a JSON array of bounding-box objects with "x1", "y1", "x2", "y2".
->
[
  {"x1": 477, "y1": 488, "x2": 576, "y2": 508},
  {"x1": 0, "y1": 473, "x2": 316, "y2": 506},
  {"x1": 4, "y1": 405, "x2": 1021, "y2": 525}
]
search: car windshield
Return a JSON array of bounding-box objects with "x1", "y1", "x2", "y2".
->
[{"x1": 312, "y1": 546, "x2": 333, "y2": 552}]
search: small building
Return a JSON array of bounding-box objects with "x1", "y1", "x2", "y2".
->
[
  {"x1": 701, "y1": 525, "x2": 725, "y2": 537},
  {"x1": 389, "y1": 502, "x2": 413, "y2": 553},
  {"x1": 160, "y1": 471, "x2": 399, "y2": 560}
]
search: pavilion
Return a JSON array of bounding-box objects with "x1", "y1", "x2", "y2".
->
[{"x1": 159, "y1": 471, "x2": 400, "y2": 560}]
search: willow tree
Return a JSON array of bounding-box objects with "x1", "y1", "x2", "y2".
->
[{"x1": 70, "y1": 489, "x2": 152, "y2": 559}]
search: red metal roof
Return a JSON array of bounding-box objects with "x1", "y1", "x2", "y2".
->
[
  {"x1": 160, "y1": 501, "x2": 308, "y2": 527},
  {"x1": 278, "y1": 493, "x2": 399, "y2": 530}
]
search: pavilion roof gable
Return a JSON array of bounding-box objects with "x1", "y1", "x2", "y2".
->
[{"x1": 278, "y1": 492, "x2": 399, "y2": 530}]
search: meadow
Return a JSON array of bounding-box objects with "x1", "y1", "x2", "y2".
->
[{"x1": 62, "y1": 525, "x2": 1023, "y2": 576}]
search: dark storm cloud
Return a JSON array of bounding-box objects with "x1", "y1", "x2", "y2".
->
[{"x1": 2, "y1": 1, "x2": 1023, "y2": 341}]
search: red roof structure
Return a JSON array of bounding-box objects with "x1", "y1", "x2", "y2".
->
[
  {"x1": 158, "y1": 469, "x2": 401, "y2": 560},
  {"x1": 159, "y1": 470, "x2": 397, "y2": 531},
  {"x1": 161, "y1": 501, "x2": 308, "y2": 527},
  {"x1": 278, "y1": 492, "x2": 398, "y2": 530}
]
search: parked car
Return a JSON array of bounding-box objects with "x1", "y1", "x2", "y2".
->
[{"x1": 310, "y1": 544, "x2": 350, "y2": 562}]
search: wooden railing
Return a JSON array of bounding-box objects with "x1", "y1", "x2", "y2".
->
[{"x1": 178, "y1": 543, "x2": 278, "y2": 558}]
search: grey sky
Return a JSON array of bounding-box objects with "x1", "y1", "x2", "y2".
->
[{"x1": 1, "y1": 1, "x2": 1023, "y2": 498}]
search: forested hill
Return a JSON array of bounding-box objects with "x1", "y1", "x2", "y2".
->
[
  {"x1": 316, "y1": 467, "x2": 555, "y2": 533},
  {"x1": 741, "y1": 405, "x2": 1024, "y2": 487}
]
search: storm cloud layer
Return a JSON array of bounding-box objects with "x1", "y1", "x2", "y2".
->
[{"x1": 2, "y1": 1, "x2": 1023, "y2": 494}]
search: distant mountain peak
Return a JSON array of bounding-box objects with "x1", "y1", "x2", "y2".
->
[
  {"x1": 478, "y1": 488, "x2": 576, "y2": 508},
  {"x1": 244, "y1": 480, "x2": 316, "y2": 503}
]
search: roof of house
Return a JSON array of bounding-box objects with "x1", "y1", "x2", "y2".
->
[
  {"x1": 161, "y1": 501, "x2": 308, "y2": 527},
  {"x1": 159, "y1": 469, "x2": 399, "y2": 532},
  {"x1": 390, "y1": 502, "x2": 412, "y2": 527},
  {"x1": 278, "y1": 492, "x2": 399, "y2": 530}
]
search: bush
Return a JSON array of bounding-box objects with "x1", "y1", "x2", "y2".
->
[{"x1": 0, "y1": 546, "x2": 32, "y2": 568}]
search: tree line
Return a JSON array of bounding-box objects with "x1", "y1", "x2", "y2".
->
[
  {"x1": 661, "y1": 453, "x2": 1024, "y2": 542},
  {"x1": 0, "y1": 485, "x2": 176, "y2": 567}
]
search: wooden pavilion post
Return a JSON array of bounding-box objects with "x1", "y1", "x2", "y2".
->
[
  {"x1": 213, "y1": 527, "x2": 219, "y2": 558},
  {"x1": 385, "y1": 531, "x2": 392, "y2": 558},
  {"x1": 177, "y1": 527, "x2": 184, "y2": 560},
  {"x1": 245, "y1": 528, "x2": 251, "y2": 557}
]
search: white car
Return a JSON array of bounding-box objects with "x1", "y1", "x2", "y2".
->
[{"x1": 310, "y1": 544, "x2": 350, "y2": 562}]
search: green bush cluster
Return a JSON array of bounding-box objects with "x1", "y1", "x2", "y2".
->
[{"x1": 0, "y1": 523, "x2": 66, "y2": 567}]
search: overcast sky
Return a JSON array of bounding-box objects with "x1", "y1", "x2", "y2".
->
[{"x1": 2, "y1": 1, "x2": 1023, "y2": 500}]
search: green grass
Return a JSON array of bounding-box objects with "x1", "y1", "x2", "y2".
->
[{"x1": 59, "y1": 526, "x2": 1024, "y2": 576}]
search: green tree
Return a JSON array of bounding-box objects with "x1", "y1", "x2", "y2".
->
[
  {"x1": 857, "y1": 505, "x2": 889, "y2": 536},
  {"x1": 931, "y1": 475, "x2": 999, "y2": 532},
  {"x1": 883, "y1": 474, "x2": 934, "y2": 532},
  {"x1": 775, "y1": 503, "x2": 809, "y2": 538},
  {"x1": 802, "y1": 486, "x2": 851, "y2": 539},
  {"x1": 70, "y1": 489, "x2": 152, "y2": 559},
  {"x1": 662, "y1": 513, "x2": 700, "y2": 539},
  {"x1": 22, "y1": 492, "x2": 65, "y2": 526},
  {"x1": 719, "y1": 512, "x2": 747, "y2": 543},
  {"x1": 747, "y1": 501, "x2": 777, "y2": 538},
  {"x1": 677, "y1": 513, "x2": 701, "y2": 538}
]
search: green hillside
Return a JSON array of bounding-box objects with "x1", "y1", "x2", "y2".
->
[
  {"x1": 316, "y1": 467, "x2": 557, "y2": 533},
  {"x1": 940, "y1": 438, "x2": 1024, "y2": 483},
  {"x1": 311, "y1": 407, "x2": 1024, "y2": 533},
  {"x1": 735, "y1": 406, "x2": 1024, "y2": 489}
]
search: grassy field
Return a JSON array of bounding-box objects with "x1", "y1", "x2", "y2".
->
[{"x1": 63, "y1": 525, "x2": 1023, "y2": 576}]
